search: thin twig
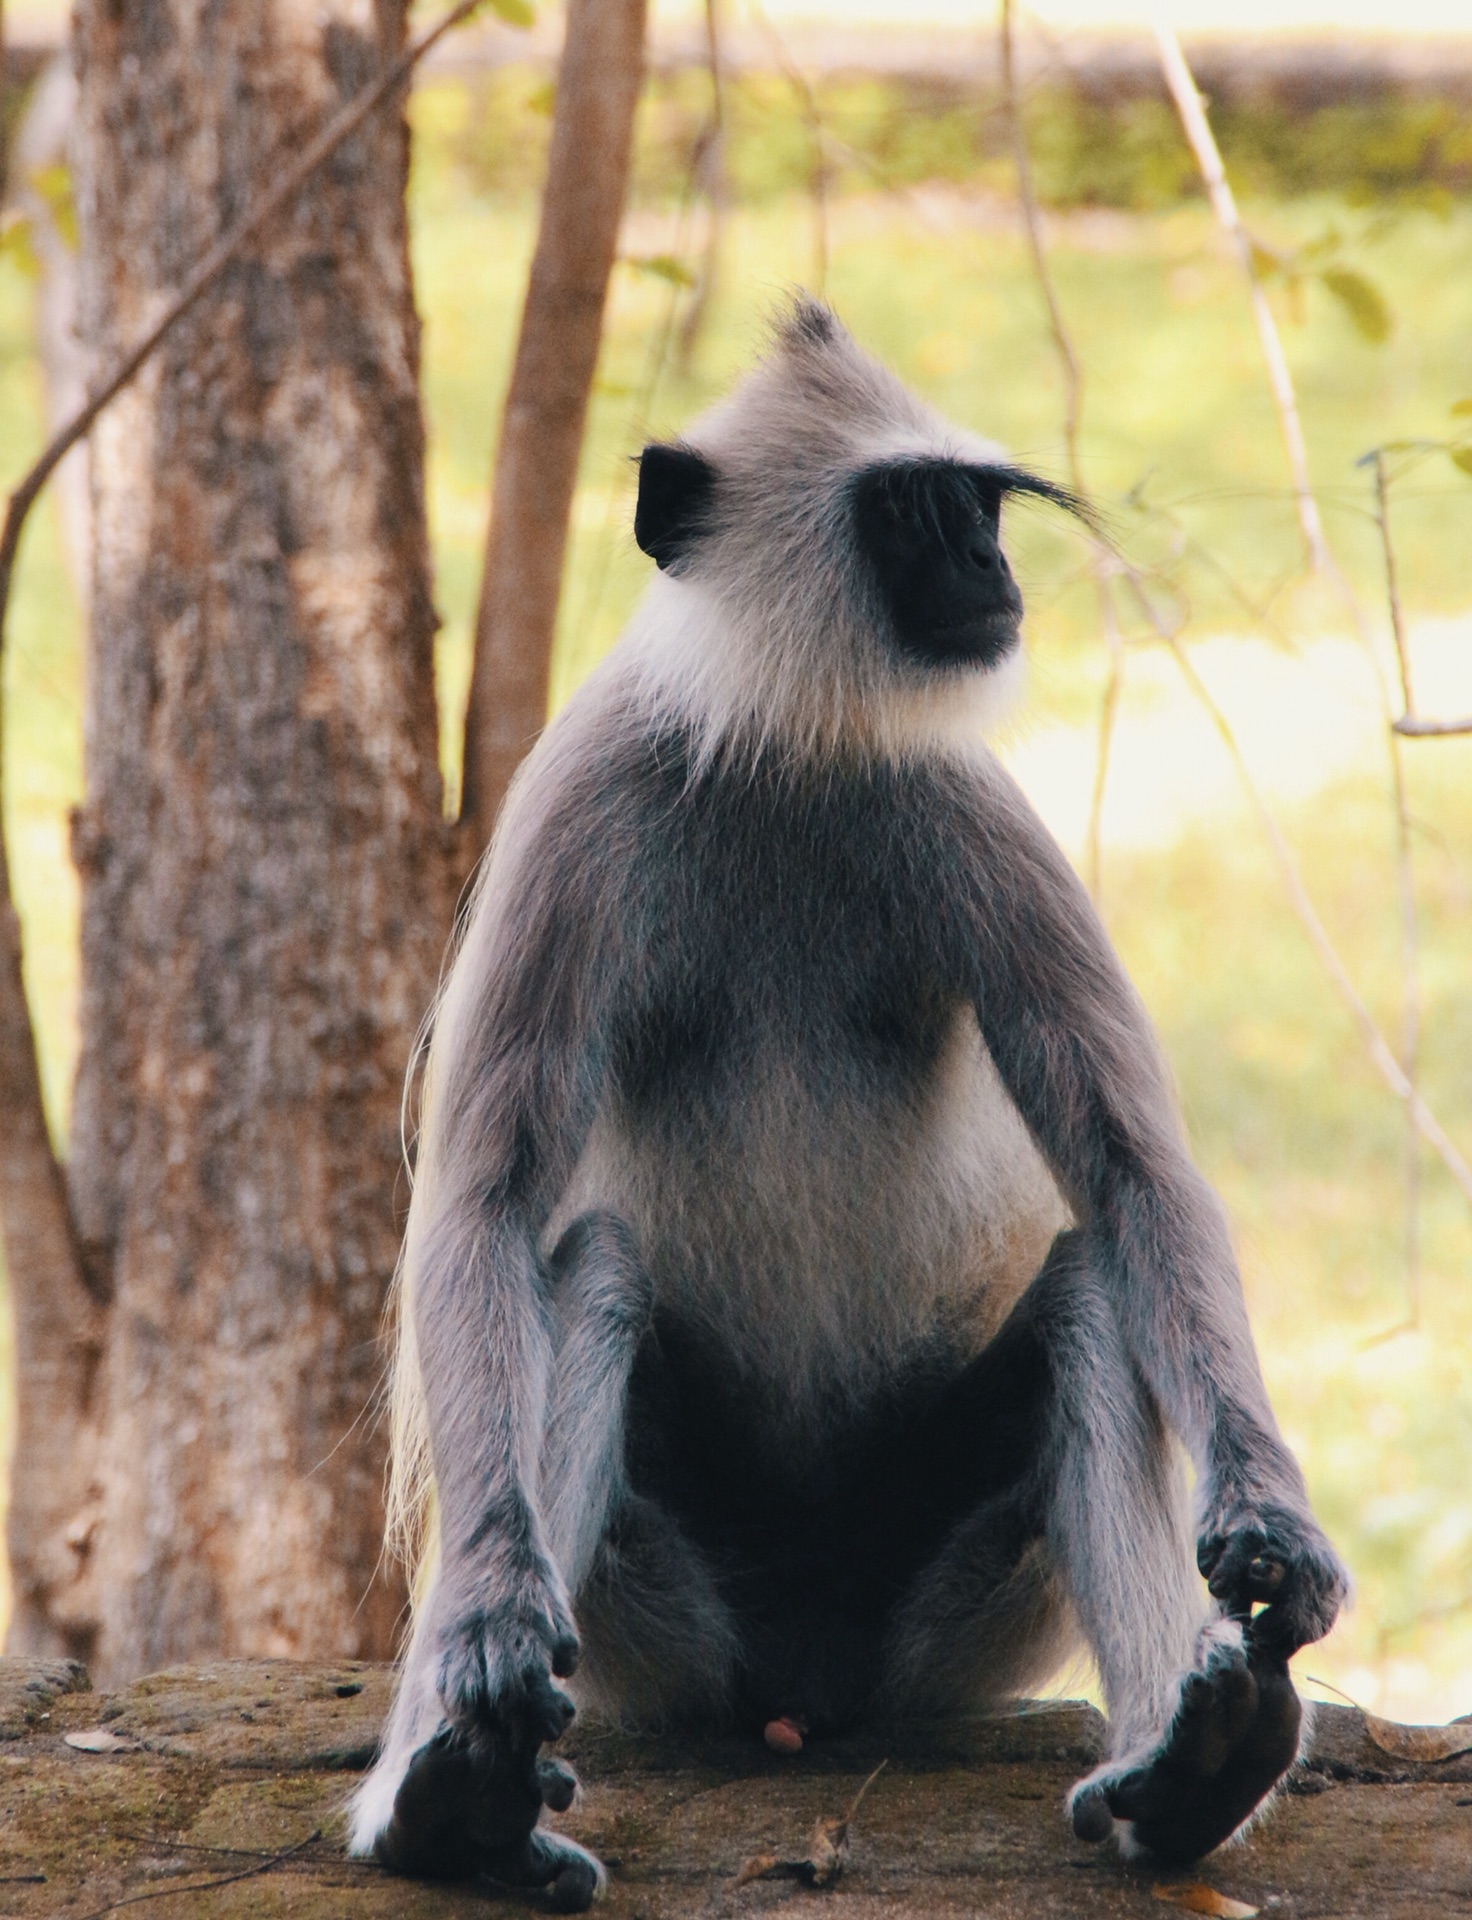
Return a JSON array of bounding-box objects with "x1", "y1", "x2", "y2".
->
[
  {"x1": 674, "y1": 0, "x2": 727, "y2": 371},
  {"x1": 747, "y1": 0, "x2": 828, "y2": 290},
  {"x1": 1370, "y1": 475, "x2": 1472, "y2": 732},
  {"x1": 1086, "y1": 605, "x2": 1125, "y2": 900},
  {"x1": 1393, "y1": 714, "x2": 1472, "y2": 737},
  {"x1": 71, "y1": 1829, "x2": 323, "y2": 1920},
  {"x1": 1154, "y1": 20, "x2": 1329, "y2": 572},
  {"x1": 1368, "y1": 451, "x2": 1423, "y2": 1320},
  {"x1": 1000, "y1": 0, "x2": 1082, "y2": 477},
  {"x1": 0, "y1": 0, "x2": 490, "y2": 653},
  {"x1": 1156, "y1": 26, "x2": 1452, "y2": 1316},
  {"x1": 1154, "y1": 627, "x2": 1472, "y2": 1210},
  {"x1": 1372, "y1": 452, "x2": 1415, "y2": 723},
  {"x1": 1000, "y1": 0, "x2": 1121, "y2": 901}
]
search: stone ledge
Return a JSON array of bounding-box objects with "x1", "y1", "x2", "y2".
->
[{"x1": 0, "y1": 1657, "x2": 1467, "y2": 1917}]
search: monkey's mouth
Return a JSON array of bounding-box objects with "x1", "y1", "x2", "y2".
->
[{"x1": 903, "y1": 611, "x2": 1022, "y2": 670}]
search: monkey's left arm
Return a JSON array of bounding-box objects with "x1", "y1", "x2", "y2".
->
[{"x1": 955, "y1": 762, "x2": 1347, "y2": 1654}]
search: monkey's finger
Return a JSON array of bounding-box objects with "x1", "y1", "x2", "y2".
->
[
  {"x1": 523, "y1": 1668, "x2": 577, "y2": 1744},
  {"x1": 538, "y1": 1757, "x2": 579, "y2": 1812},
  {"x1": 1098, "y1": 1765, "x2": 1154, "y2": 1821},
  {"x1": 550, "y1": 1630, "x2": 581, "y2": 1679},
  {"x1": 1196, "y1": 1533, "x2": 1228, "y2": 1581},
  {"x1": 1205, "y1": 1530, "x2": 1269, "y2": 1616}
]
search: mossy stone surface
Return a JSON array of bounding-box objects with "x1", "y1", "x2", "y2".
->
[{"x1": 0, "y1": 1658, "x2": 1465, "y2": 1917}]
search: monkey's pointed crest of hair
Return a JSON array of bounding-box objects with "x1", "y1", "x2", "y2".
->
[
  {"x1": 773, "y1": 293, "x2": 842, "y2": 351},
  {"x1": 616, "y1": 297, "x2": 1092, "y2": 767}
]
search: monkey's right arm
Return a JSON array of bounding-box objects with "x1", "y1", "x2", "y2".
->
[{"x1": 404, "y1": 733, "x2": 650, "y2": 1734}]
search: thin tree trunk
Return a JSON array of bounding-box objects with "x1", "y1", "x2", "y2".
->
[
  {"x1": 10, "y1": 57, "x2": 90, "y2": 606},
  {"x1": 0, "y1": 833, "x2": 105, "y2": 1658},
  {"x1": 11, "y1": 0, "x2": 451, "y2": 1678},
  {"x1": 0, "y1": 0, "x2": 8, "y2": 206},
  {"x1": 0, "y1": 6, "x2": 106, "y2": 1666},
  {"x1": 458, "y1": 0, "x2": 648, "y2": 858}
]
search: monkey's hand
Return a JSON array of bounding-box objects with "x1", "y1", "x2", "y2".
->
[
  {"x1": 1196, "y1": 1501, "x2": 1348, "y2": 1657},
  {"x1": 374, "y1": 1573, "x2": 600, "y2": 1910}
]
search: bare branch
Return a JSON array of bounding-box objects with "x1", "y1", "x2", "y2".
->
[
  {"x1": 1155, "y1": 27, "x2": 1450, "y2": 1299},
  {"x1": 1368, "y1": 452, "x2": 1423, "y2": 1318},
  {"x1": 999, "y1": 0, "x2": 1121, "y2": 902},
  {"x1": 748, "y1": 0, "x2": 829, "y2": 291},
  {"x1": 459, "y1": 0, "x2": 648, "y2": 857},
  {"x1": 1392, "y1": 714, "x2": 1472, "y2": 737},
  {"x1": 1155, "y1": 630, "x2": 1472, "y2": 1212},
  {"x1": 1085, "y1": 597, "x2": 1125, "y2": 901},
  {"x1": 0, "y1": 0, "x2": 490, "y2": 651},
  {"x1": 674, "y1": 0, "x2": 727, "y2": 372},
  {"x1": 1000, "y1": 0, "x2": 1082, "y2": 480},
  {"x1": 1154, "y1": 22, "x2": 1329, "y2": 572},
  {"x1": 0, "y1": 0, "x2": 493, "y2": 1657},
  {"x1": 1372, "y1": 452, "x2": 1414, "y2": 722}
]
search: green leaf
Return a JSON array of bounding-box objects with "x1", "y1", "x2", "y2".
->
[
  {"x1": 1247, "y1": 239, "x2": 1282, "y2": 283},
  {"x1": 624, "y1": 253, "x2": 696, "y2": 287},
  {"x1": 1318, "y1": 266, "x2": 1392, "y2": 344},
  {"x1": 1450, "y1": 399, "x2": 1472, "y2": 419},
  {"x1": 488, "y1": 0, "x2": 535, "y2": 26},
  {"x1": 1450, "y1": 447, "x2": 1472, "y2": 479},
  {"x1": 524, "y1": 79, "x2": 556, "y2": 116}
]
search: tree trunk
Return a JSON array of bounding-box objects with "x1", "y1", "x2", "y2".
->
[
  {"x1": 458, "y1": 0, "x2": 647, "y2": 859},
  {"x1": 7, "y1": 0, "x2": 449, "y2": 1677}
]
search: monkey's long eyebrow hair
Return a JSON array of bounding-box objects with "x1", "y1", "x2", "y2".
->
[{"x1": 978, "y1": 463, "x2": 1100, "y2": 534}]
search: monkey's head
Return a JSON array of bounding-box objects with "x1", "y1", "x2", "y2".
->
[{"x1": 628, "y1": 298, "x2": 1086, "y2": 763}]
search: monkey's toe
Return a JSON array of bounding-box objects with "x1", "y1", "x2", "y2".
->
[{"x1": 1073, "y1": 1636, "x2": 1301, "y2": 1864}]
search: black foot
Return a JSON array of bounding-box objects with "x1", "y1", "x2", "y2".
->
[
  {"x1": 374, "y1": 1701, "x2": 601, "y2": 1910},
  {"x1": 1071, "y1": 1631, "x2": 1302, "y2": 1863}
]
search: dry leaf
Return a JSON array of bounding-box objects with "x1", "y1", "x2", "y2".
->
[
  {"x1": 735, "y1": 1853, "x2": 780, "y2": 1887},
  {"x1": 64, "y1": 1727, "x2": 141, "y2": 1754},
  {"x1": 733, "y1": 1760, "x2": 888, "y2": 1892},
  {"x1": 1152, "y1": 1882, "x2": 1260, "y2": 1918},
  {"x1": 1363, "y1": 1712, "x2": 1472, "y2": 1763}
]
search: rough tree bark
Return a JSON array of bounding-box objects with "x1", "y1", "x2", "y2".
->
[
  {"x1": 5, "y1": 0, "x2": 450, "y2": 1675},
  {"x1": 459, "y1": 0, "x2": 648, "y2": 858}
]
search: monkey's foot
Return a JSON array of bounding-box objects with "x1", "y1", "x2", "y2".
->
[
  {"x1": 1068, "y1": 1623, "x2": 1302, "y2": 1864},
  {"x1": 373, "y1": 1720, "x2": 604, "y2": 1912}
]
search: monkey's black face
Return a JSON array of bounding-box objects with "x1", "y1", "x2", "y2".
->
[
  {"x1": 851, "y1": 460, "x2": 1024, "y2": 671},
  {"x1": 634, "y1": 440, "x2": 1087, "y2": 676}
]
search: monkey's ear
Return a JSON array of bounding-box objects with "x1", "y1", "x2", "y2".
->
[{"x1": 635, "y1": 443, "x2": 717, "y2": 572}]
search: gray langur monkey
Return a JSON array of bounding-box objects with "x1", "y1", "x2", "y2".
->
[{"x1": 349, "y1": 300, "x2": 1347, "y2": 1911}]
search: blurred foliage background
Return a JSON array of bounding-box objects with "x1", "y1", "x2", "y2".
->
[{"x1": 2, "y1": 16, "x2": 1471, "y2": 1720}]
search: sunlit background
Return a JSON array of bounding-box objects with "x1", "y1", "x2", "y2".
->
[{"x1": 2, "y1": 0, "x2": 1470, "y2": 1723}]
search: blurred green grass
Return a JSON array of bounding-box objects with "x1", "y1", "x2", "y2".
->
[{"x1": 2, "y1": 74, "x2": 1471, "y2": 1715}]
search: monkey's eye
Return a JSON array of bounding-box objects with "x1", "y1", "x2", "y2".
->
[
  {"x1": 882, "y1": 484, "x2": 923, "y2": 531},
  {"x1": 971, "y1": 481, "x2": 1003, "y2": 529}
]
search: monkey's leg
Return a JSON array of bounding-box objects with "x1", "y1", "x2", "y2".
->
[
  {"x1": 887, "y1": 1232, "x2": 1302, "y2": 1863},
  {"x1": 1029, "y1": 1233, "x2": 1303, "y2": 1862},
  {"x1": 349, "y1": 1211, "x2": 654, "y2": 1909}
]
